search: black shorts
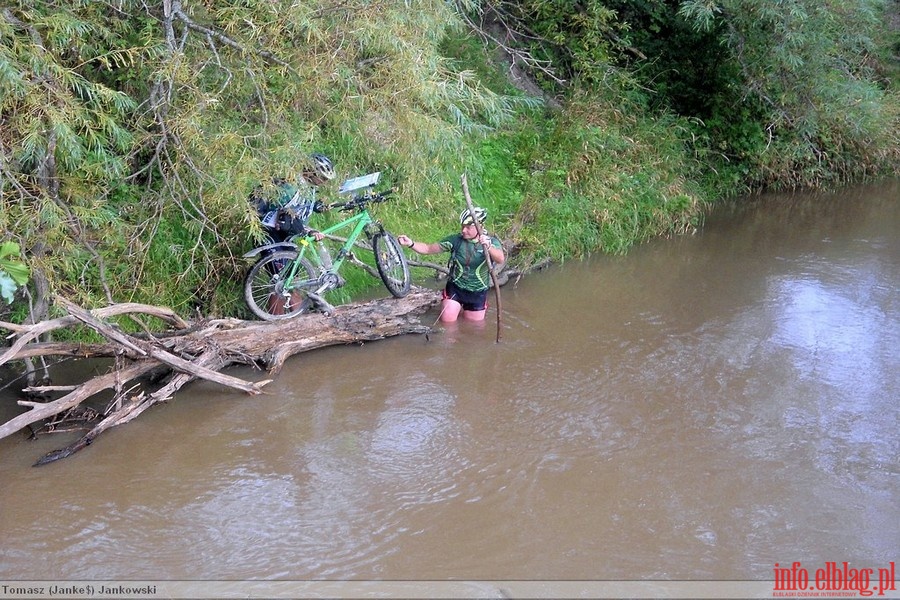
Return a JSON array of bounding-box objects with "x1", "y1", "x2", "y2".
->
[{"x1": 443, "y1": 281, "x2": 489, "y2": 312}]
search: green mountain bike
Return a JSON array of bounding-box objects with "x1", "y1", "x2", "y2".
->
[{"x1": 243, "y1": 182, "x2": 410, "y2": 321}]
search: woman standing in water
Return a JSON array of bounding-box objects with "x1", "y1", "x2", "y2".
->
[{"x1": 397, "y1": 206, "x2": 504, "y2": 323}]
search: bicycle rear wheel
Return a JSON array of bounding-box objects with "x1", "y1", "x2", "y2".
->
[
  {"x1": 373, "y1": 233, "x2": 411, "y2": 297},
  {"x1": 243, "y1": 251, "x2": 318, "y2": 320}
]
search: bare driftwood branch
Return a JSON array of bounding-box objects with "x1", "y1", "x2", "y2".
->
[
  {"x1": 0, "y1": 302, "x2": 190, "y2": 367},
  {"x1": 33, "y1": 348, "x2": 229, "y2": 466},
  {"x1": 0, "y1": 361, "x2": 158, "y2": 443},
  {"x1": 0, "y1": 289, "x2": 440, "y2": 464},
  {"x1": 56, "y1": 297, "x2": 266, "y2": 395}
]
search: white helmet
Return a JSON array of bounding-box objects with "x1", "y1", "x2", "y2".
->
[
  {"x1": 459, "y1": 206, "x2": 487, "y2": 225},
  {"x1": 307, "y1": 153, "x2": 336, "y2": 183}
]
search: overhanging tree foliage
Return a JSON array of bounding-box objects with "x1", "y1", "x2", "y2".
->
[
  {"x1": 678, "y1": 0, "x2": 900, "y2": 186},
  {"x1": 472, "y1": 0, "x2": 899, "y2": 188},
  {"x1": 1, "y1": 0, "x2": 529, "y2": 323}
]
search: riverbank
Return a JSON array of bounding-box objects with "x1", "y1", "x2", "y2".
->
[{"x1": 1, "y1": 2, "x2": 897, "y2": 326}]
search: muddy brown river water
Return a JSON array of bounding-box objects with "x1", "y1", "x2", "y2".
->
[{"x1": 0, "y1": 181, "x2": 897, "y2": 593}]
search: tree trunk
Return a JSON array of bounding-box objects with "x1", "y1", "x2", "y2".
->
[{"x1": 0, "y1": 288, "x2": 440, "y2": 465}]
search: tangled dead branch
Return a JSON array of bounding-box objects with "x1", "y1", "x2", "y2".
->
[{"x1": 0, "y1": 290, "x2": 440, "y2": 465}]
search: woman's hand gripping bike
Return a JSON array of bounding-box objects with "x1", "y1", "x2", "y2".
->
[{"x1": 242, "y1": 188, "x2": 411, "y2": 320}]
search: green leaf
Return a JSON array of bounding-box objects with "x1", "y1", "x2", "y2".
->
[
  {"x1": 0, "y1": 241, "x2": 30, "y2": 286},
  {"x1": 0, "y1": 273, "x2": 18, "y2": 303}
]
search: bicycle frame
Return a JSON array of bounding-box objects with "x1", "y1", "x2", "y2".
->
[{"x1": 282, "y1": 208, "x2": 380, "y2": 291}]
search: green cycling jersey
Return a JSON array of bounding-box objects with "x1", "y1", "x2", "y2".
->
[{"x1": 439, "y1": 233, "x2": 501, "y2": 292}]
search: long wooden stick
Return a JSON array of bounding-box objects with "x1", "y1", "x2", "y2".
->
[{"x1": 461, "y1": 173, "x2": 502, "y2": 343}]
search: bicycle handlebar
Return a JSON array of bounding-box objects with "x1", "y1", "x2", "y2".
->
[{"x1": 329, "y1": 189, "x2": 394, "y2": 212}]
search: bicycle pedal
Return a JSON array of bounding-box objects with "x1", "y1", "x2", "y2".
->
[{"x1": 318, "y1": 271, "x2": 345, "y2": 290}]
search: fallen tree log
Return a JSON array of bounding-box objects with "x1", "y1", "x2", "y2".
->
[{"x1": 0, "y1": 287, "x2": 440, "y2": 464}]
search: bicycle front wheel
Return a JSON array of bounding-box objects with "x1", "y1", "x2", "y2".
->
[
  {"x1": 243, "y1": 251, "x2": 318, "y2": 320},
  {"x1": 373, "y1": 233, "x2": 411, "y2": 298}
]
